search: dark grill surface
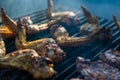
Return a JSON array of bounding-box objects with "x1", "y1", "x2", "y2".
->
[{"x1": 0, "y1": 9, "x2": 120, "y2": 80}]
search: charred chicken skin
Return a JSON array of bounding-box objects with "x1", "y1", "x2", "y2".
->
[
  {"x1": 46, "y1": 0, "x2": 80, "y2": 26},
  {"x1": 80, "y1": 5, "x2": 99, "y2": 35},
  {"x1": 100, "y1": 49, "x2": 120, "y2": 70},
  {"x1": 76, "y1": 57, "x2": 120, "y2": 80},
  {"x1": 15, "y1": 19, "x2": 65, "y2": 62},
  {"x1": 0, "y1": 35, "x2": 55, "y2": 79},
  {"x1": 50, "y1": 25, "x2": 112, "y2": 47},
  {"x1": 1, "y1": 8, "x2": 60, "y2": 35}
]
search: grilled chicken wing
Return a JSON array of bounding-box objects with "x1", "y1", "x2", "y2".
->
[
  {"x1": 99, "y1": 49, "x2": 120, "y2": 70},
  {"x1": 0, "y1": 8, "x2": 18, "y2": 39},
  {"x1": 46, "y1": 0, "x2": 80, "y2": 26},
  {"x1": 0, "y1": 35, "x2": 6, "y2": 57},
  {"x1": 15, "y1": 18, "x2": 65, "y2": 62},
  {"x1": 0, "y1": 35, "x2": 55, "y2": 79},
  {"x1": 0, "y1": 25, "x2": 14, "y2": 39},
  {"x1": 76, "y1": 57, "x2": 120, "y2": 80},
  {"x1": 80, "y1": 5, "x2": 99, "y2": 35},
  {"x1": 50, "y1": 25, "x2": 112, "y2": 47},
  {"x1": 0, "y1": 49, "x2": 55, "y2": 79},
  {"x1": 1, "y1": 8, "x2": 59, "y2": 35},
  {"x1": 112, "y1": 15, "x2": 120, "y2": 30}
]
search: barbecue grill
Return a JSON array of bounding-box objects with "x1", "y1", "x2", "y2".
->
[{"x1": 0, "y1": 8, "x2": 120, "y2": 80}]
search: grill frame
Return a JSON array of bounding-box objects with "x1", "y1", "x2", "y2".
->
[{"x1": 0, "y1": 9, "x2": 120, "y2": 80}]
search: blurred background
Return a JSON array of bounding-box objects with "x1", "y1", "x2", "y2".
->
[{"x1": 0, "y1": 0, "x2": 120, "y2": 20}]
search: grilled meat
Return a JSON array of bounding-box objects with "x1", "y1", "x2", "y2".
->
[
  {"x1": 20, "y1": 16, "x2": 60, "y2": 34},
  {"x1": 112, "y1": 15, "x2": 120, "y2": 30},
  {"x1": 0, "y1": 35, "x2": 6, "y2": 57},
  {"x1": 0, "y1": 35, "x2": 55, "y2": 79},
  {"x1": 80, "y1": 5, "x2": 99, "y2": 35},
  {"x1": 46, "y1": 0, "x2": 80, "y2": 26},
  {"x1": 1, "y1": 8, "x2": 59, "y2": 35},
  {"x1": 100, "y1": 49, "x2": 120, "y2": 70},
  {"x1": 50, "y1": 25, "x2": 112, "y2": 47},
  {"x1": 1, "y1": 8, "x2": 18, "y2": 39},
  {"x1": 15, "y1": 18, "x2": 65, "y2": 62},
  {"x1": 0, "y1": 49, "x2": 55, "y2": 79},
  {"x1": 0, "y1": 25, "x2": 14, "y2": 39},
  {"x1": 76, "y1": 57, "x2": 120, "y2": 80}
]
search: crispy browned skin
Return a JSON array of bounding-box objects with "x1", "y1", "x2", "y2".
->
[
  {"x1": 50, "y1": 25, "x2": 112, "y2": 47},
  {"x1": 0, "y1": 49, "x2": 55, "y2": 79},
  {"x1": 0, "y1": 26, "x2": 14, "y2": 39},
  {"x1": 100, "y1": 49, "x2": 120, "y2": 70},
  {"x1": 76, "y1": 57, "x2": 120, "y2": 80},
  {"x1": 15, "y1": 19, "x2": 65, "y2": 62},
  {"x1": 46, "y1": 0, "x2": 76, "y2": 19},
  {"x1": 112, "y1": 15, "x2": 120, "y2": 30},
  {"x1": 0, "y1": 35, "x2": 55, "y2": 79},
  {"x1": 1, "y1": 8, "x2": 60, "y2": 36},
  {"x1": 0, "y1": 35, "x2": 6, "y2": 57},
  {"x1": 46, "y1": 0, "x2": 80, "y2": 26},
  {"x1": 1, "y1": 8, "x2": 17, "y2": 39},
  {"x1": 80, "y1": 5, "x2": 99, "y2": 35}
]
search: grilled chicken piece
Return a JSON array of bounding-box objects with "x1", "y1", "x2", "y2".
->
[
  {"x1": 0, "y1": 25, "x2": 14, "y2": 39},
  {"x1": 76, "y1": 57, "x2": 120, "y2": 80},
  {"x1": 112, "y1": 15, "x2": 120, "y2": 30},
  {"x1": 1, "y1": 8, "x2": 59, "y2": 35},
  {"x1": 15, "y1": 18, "x2": 65, "y2": 62},
  {"x1": 80, "y1": 5, "x2": 99, "y2": 35},
  {"x1": 0, "y1": 35, "x2": 6, "y2": 57},
  {"x1": 0, "y1": 49, "x2": 55, "y2": 79},
  {"x1": 46, "y1": 0, "x2": 80, "y2": 26},
  {"x1": 100, "y1": 49, "x2": 120, "y2": 70},
  {"x1": 50, "y1": 25, "x2": 112, "y2": 47},
  {"x1": 1, "y1": 8, "x2": 18, "y2": 39},
  {"x1": 0, "y1": 35, "x2": 55, "y2": 79}
]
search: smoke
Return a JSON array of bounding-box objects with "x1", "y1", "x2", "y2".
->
[
  {"x1": 53, "y1": 0, "x2": 120, "y2": 20},
  {"x1": 0, "y1": 0, "x2": 120, "y2": 20},
  {"x1": 0, "y1": 0, "x2": 47, "y2": 18}
]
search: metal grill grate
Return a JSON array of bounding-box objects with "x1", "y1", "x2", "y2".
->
[{"x1": 0, "y1": 9, "x2": 120, "y2": 80}]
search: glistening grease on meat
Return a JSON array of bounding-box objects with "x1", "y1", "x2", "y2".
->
[
  {"x1": 15, "y1": 18, "x2": 66, "y2": 62},
  {"x1": 50, "y1": 25, "x2": 112, "y2": 47},
  {"x1": 1, "y1": 8, "x2": 60, "y2": 35},
  {"x1": 0, "y1": 36, "x2": 55, "y2": 79}
]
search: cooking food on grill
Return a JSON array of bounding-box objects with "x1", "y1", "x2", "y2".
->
[
  {"x1": 0, "y1": 35, "x2": 55, "y2": 79},
  {"x1": 46, "y1": 0, "x2": 80, "y2": 26},
  {"x1": 15, "y1": 18, "x2": 66, "y2": 62},
  {"x1": 99, "y1": 49, "x2": 120, "y2": 70},
  {"x1": 20, "y1": 16, "x2": 60, "y2": 34},
  {"x1": 112, "y1": 15, "x2": 120, "y2": 30},
  {"x1": 50, "y1": 25, "x2": 112, "y2": 47},
  {"x1": 0, "y1": 35, "x2": 6, "y2": 57},
  {"x1": 0, "y1": 25, "x2": 14, "y2": 39},
  {"x1": 0, "y1": 49, "x2": 55, "y2": 79},
  {"x1": 1, "y1": 8, "x2": 59, "y2": 35},
  {"x1": 80, "y1": 5, "x2": 99, "y2": 35},
  {"x1": 76, "y1": 57, "x2": 120, "y2": 80}
]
